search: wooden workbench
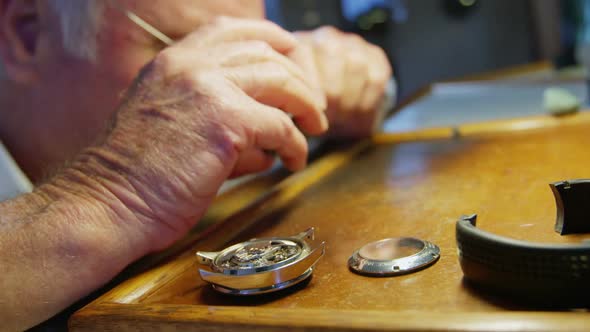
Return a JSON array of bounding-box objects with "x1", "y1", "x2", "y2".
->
[{"x1": 70, "y1": 64, "x2": 590, "y2": 331}]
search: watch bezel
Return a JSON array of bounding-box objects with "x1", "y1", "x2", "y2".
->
[{"x1": 348, "y1": 237, "x2": 440, "y2": 276}]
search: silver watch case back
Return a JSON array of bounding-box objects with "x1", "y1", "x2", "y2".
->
[
  {"x1": 196, "y1": 228, "x2": 325, "y2": 295},
  {"x1": 348, "y1": 237, "x2": 440, "y2": 276}
]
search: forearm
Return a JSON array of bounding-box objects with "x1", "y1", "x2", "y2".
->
[
  {"x1": 0, "y1": 187, "x2": 53, "y2": 227},
  {"x1": 0, "y1": 15, "x2": 330, "y2": 331},
  {"x1": 0, "y1": 169, "x2": 148, "y2": 331}
]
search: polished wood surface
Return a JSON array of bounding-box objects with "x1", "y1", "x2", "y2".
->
[
  {"x1": 134, "y1": 122, "x2": 590, "y2": 309},
  {"x1": 71, "y1": 112, "x2": 590, "y2": 331},
  {"x1": 441, "y1": 61, "x2": 554, "y2": 83},
  {"x1": 72, "y1": 304, "x2": 590, "y2": 332},
  {"x1": 87, "y1": 141, "x2": 370, "y2": 305},
  {"x1": 374, "y1": 111, "x2": 590, "y2": 143}
]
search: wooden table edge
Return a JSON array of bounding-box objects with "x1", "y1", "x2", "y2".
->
[
  {"x1": 69, "y1": 303, "x2": 590, "y2": 332},
  {"x1": 70, "y1": 62, "x2": 590, "y2": 331}
]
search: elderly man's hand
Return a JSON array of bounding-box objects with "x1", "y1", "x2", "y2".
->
[
  {"x1": 294, "y1": 26, "x2": 392, "y2": 138},
  {"x1": 68, "y1": 17, "x2": 327, "y2": 251}
]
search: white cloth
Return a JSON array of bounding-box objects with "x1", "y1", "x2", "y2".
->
[{"x1": 0, "y1": 141, "x2": 32, "y2": 201}]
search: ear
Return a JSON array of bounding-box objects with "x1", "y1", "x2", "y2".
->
[{"x1": 0, "y1": 0, "x2": 40, "y2": 83}]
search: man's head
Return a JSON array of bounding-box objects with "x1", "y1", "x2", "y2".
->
[{"x1": 0, "y1": 0, "x2": 264, "y2": 181}]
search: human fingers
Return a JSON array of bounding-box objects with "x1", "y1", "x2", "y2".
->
[
  {"x1": 229, "y1": 149, "x2": 275, "y2": 178},
  {"x1": 227, "y1": 97, "x2": 309, "y2": 171},
  {"x1": 358, "y1": 44, "x2": 392, "y2": 112},
  {"x1": 309, "y1": 27, "x2": 346, "y2": 108},
  {"x1": 180, "y1": 16, "x2": 298, "y2": 54},
  {"x1": 224, "y1": 62, "x2": 328, "y2": 135},
  {"x1": 288, "y1": 33, "x2": 326, "y2": 112},
  {"x1": 219, "y1": 40, "x2": 324, "y2": 102},
  {"x1": 339, "y1": 35, "x2": 370, "y2": 113}
]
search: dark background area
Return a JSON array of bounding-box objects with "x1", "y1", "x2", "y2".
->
[{"x1": 266, "y1": 0, "x2": 565, "y2": 100}]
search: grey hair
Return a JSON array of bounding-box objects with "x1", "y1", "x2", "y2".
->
[{"x1": 47, "y1": 0, "x2": 104, "y2": 61}]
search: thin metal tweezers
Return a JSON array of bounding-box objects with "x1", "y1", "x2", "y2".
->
[{"x1": 107, "y1": 0, "x2": 174, "y2": 46}]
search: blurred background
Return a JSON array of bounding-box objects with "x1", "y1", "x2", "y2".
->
[{"x1": 265, "y1": 0, "x2": 589, "y2": 103}]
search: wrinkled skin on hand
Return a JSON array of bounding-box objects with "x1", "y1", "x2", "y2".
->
[
  {"x1": 294, "y1": 26, "x2": 392, "y2": 138},
  {"x1": 72, "y1": 17, "x2": 328, "y2": 251}
]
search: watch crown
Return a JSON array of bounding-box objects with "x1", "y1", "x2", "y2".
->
[
  {"x1": 296, "y1": 227, "x2": 315, "y2": 241},
  {"x1": 196, "y1": 251, "x2": 217, "y2": 266}
]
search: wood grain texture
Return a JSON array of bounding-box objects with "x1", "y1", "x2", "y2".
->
[
  {"x1": 441, "y1": 61, "x2": 554, "y2": 83},
  {"x1": 71, "y1": 113, "x2": 590, "y2": 331},
  {"x1": 70, "y1": 304, "x2": 590, "y2": 332},
  {"x1": 374, "y1": 110, "x2": 590, "y2": 144},
  {"x1": 92, "y1": 141, "x2": 370, "y2": 305},
  {"x1": 138, "y1": 123, "x2": 590, "y2": 309}
]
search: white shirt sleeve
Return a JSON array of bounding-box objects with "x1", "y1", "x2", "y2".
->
[{"x1": 0, "y1": 141, "x2": 32, "y2": 201}]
